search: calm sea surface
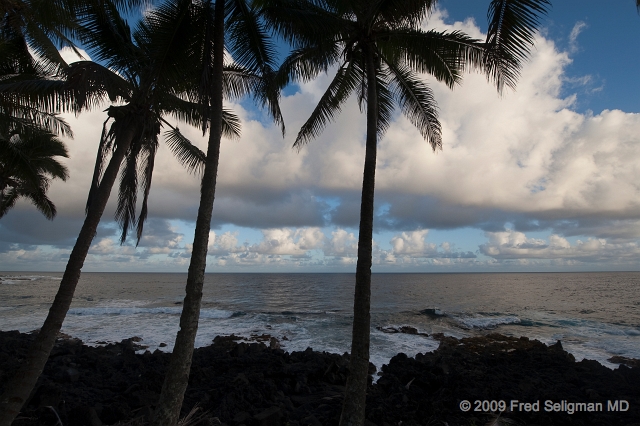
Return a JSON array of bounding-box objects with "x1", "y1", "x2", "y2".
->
[{"x1": 1, "y1": 272, "x2": 639, "y2": 371}]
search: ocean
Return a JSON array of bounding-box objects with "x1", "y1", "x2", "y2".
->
[{"x1": 1, "y1": 272, "x2": 639, "y2": 373}]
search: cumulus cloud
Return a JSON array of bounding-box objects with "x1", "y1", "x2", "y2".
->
[
  {"x1": 86, "y1": 219, "x2": 185, "y2": 261},
  {"x1": 391, "y1": 230, "x2": 434, "y2": 256},
  {"x1": 479, "y1": 229, "x2": 640, "y2": 266},
  {"x1": 4, "y1": 9, "x2": 640, "y2": 271},
  {"x1": 388, "y1": 229, "x2": 476, "y2": 264},
  {"x1": 253, "y1": 228, "x2": 324, "y2": 255},
  {"x1": 324, "y1": 229, "x2": 358, "y2": 258}
]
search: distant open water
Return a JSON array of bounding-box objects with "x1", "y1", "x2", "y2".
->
[{"x1": 1, "y1": 272, "x2": 639, "y2": 373}]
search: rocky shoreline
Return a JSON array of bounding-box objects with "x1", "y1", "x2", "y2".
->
[{"x1": 1, "y1": 330, "x2": 638, "y2": 426}]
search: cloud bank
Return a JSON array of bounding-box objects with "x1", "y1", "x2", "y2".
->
[{"x1": 3, "y1": 11, "x2": 640, "y2": 271}]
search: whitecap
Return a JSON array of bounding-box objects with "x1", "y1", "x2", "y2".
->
[
  {"x1": 455, "y1": 315, "x2": 521, "y2": 329},
  {"x1": 68, "y1": 306, "x2": 233, "y2": 318}
]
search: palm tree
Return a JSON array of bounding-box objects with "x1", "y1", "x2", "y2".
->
[
  {"x1": 0, "y1": 1, "x2": 229, "y2": 423},
  {"x1": 260, "y1": 0, "x2": 549, "y2": 424},
  {"x1": 0, "y1": 127, "x2": 69, "y2": 219},
  {"x1": 0, "y1": 0, "x2": 76, "y2": 220},
  {"x1": 151, "y1": 1, "x2": 282, "y2": 424}
]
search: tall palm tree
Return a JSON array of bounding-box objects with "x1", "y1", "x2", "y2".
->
[
  {"x1": 151, "y1": 1, "x2": 283, "y2": 424},
  {"x1": 0, "y1": 1, "x2": 228, "y2": 423},
  {"x1": 261, "y1": 0, "x2": 549, "y2": 424}
]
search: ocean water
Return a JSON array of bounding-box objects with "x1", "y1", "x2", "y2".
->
[{"x1": 1, "y1": 272, "x2": 639, "y2": 373}]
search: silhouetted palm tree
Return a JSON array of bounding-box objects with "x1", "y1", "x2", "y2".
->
[
  {"x1": 0, "y1": 0, "x2": 76, "y2": 220},
  {"x1": 0, "y1": 127, "x2": 68, "y2": 219},
  {"x1": 260, "y1": 0, "x2": 549, "y2": 424},
  {"x1": 151, "y1": 1, "x2": 282, "y2": 424},
  {"x1": 0, "y1": 1, "x2": 229, "y2": 423}
]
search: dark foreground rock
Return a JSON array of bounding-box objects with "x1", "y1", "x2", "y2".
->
[{"x1": 0, "y1": 331, "x2": 638, "y2": 426}]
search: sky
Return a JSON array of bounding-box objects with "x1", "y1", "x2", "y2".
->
[{"x1": 3, "y1": 0, "x2": 640, "y2": 273}]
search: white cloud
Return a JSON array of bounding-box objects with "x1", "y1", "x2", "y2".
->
[
  {"x1": 569, "y1": 21, "x2": 588, "y2": 53},
  {"x1": 252, "y1": 228, "x2": 324, "y2": 256},
  {"x1": 480, "y1": 229, "x2": 640, "y2": 265},
  {"x1": 5, "y1": 9, "x2": 640, "y2": 271},
  {"x1": 386, "y1": 229, "x2": 477, "y2": 266},
  {"x1": 325, "y1": 229, "x2": 358, "y2": 257},
  {"x1": 391, "y1": 230, "x2": 434, "y2": 256},
  {"x1": 45, "y1": 13, "x2": 640, "y2": 234}
]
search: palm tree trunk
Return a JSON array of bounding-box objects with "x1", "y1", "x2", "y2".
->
[
  {"x1": 0, "y1": 130, "x2": 135, "y2": 426},
  {"x1": 150, "y1": 1, "x2": 225, "y2": 425},
  {"x1": 340, "y1": 46, "x2": 378, "y2": 426}
]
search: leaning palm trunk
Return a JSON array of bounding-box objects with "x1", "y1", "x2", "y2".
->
[
  {"x1": 0, "y1": 129, "x2": 135, "y2": 426},
  {"x1": 150, "y1": 0, "x2": 225, "y2": 424},
  {"x1": 339, "y1": 47, "x2": 379, "y2": 426}
]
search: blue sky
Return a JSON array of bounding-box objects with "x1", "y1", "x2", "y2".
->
[
  {"x1": 3, "y1": 1, "x2": 640, "y2": 272},
  {"x1": 441, "y1": 0, "x2": 640, "y2": 114}
]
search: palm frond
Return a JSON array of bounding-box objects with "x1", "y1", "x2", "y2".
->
[
  {"x1": 86, "y1": 116, "x2": 116, "y2": 213},
  {"x1": 0, "y1": 129, "x2": 69, "y2": 183},
  {"x1": 115, "y1": 138, "x2": 141, "y2": 245},
  {"x1": 135, "y1": 0, "x2": 195, "y2": 94},
  {"x1": 189, "y1": 0, "x2": 215, "y2": 131},
  {"x1": 276, "y1": 43, "x2": 341, "y2": 88},
  {"x1": 258, "y1": 0, "x2": 346, "y2": 47},
  {"x1": 0, "y1": 178, "x2": 56, "y2": 220},
  {"x1": 294, "y1": 59, "x2": 361, "y2": 147},
  {"x1": 485, "y1": 0, "x2": 550, "y2": 92},
  {"x1": 221, "y1": 108, "x2": 242, "y2": 139},
  {"x1": 222, "y1": 64, "x2": 260, "y2": 100},
  {"x1": 18, "y1": 132, "x2": 70, "y2": 180},
  {"x1": 162, "y1": 96, "x2": 205, "y2": 130},
  {"x1": 109, "y1": 0, "x2": 152, "y2": 13},
  {"x1": 161, "y1": 97, "x2": 241, "y2": 140},
  {"x1": 22, "y1": 19, "x2": 69, "y2": 72},
  {"x1": 0, "y1": 188, "x2": 19, "y2": 219},
  {"x1": 373, "y1": 0, "x2": 436, "y2": 28},
  {"x1": 135, "y1": 136, "x2": 158, "y2": 245},
  {"x1": 227, "y1": 0, "x2": 277, "y2": 73},
  {"x1": 374, "y1": 65, "x2": 394, "y2": 137},
  {"x1": 76, "y1": 0, "x2": 140, "y2": 76},
  {"x1": 380, "y1": 29, "x2": 484, "y2": 88},
  {"x1": 0, "y1": 103, "x2": 73, "y2": 138},
  {"x1": 387, "y1": 61, "x2": 441, "y2": 150},
  {"x1": 226, "y1": 0, "x2": 284, "y2": 134},
  {"x1": 23, "y1": 182, "x2": 57, "y2": 220},
  {"x1": 62, "y1": 60, "x2": 132, "y2": 111},
  {"x1": 1, "y1": 0, "x2": 78, "y2": 72},
  {"x1": 0, "y1": 78, "x2": 77, "y2": 118},
  {"x1": 0, "y1": 136, "x2": 62, "y2": 221},
  {"x1": 252, "y1": 68, "x2": 285, "y2": 136},
  {"x1": 162, "y1": 124, "x2": 206, "y2": 176}
]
